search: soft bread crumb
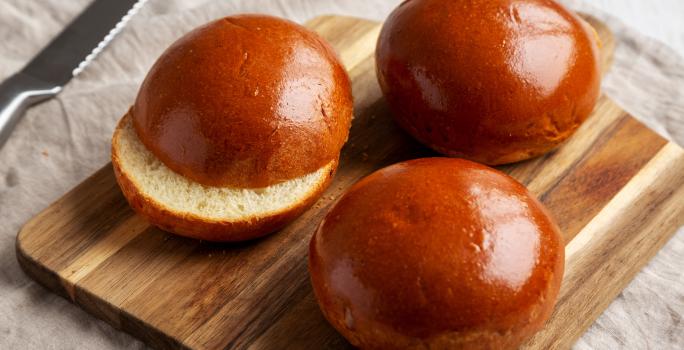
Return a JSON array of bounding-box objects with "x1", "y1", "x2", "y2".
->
[{"x1": 114, "y1": 115, "x2": 333, "y2": 221}]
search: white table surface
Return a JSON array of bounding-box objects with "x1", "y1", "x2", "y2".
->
[{"x1": 0, "y1": 0, "x2": 682, "y2": 349}]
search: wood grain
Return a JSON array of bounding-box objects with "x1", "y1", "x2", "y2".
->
[{"x1": 16, "y1": 16, "x2": 684, "y2": 350}]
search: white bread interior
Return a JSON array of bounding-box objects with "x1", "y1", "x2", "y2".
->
[{"x1": 112, "y1": 114, "x2": 334, "y2": 222}]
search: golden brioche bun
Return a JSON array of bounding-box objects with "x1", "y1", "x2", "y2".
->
[
  {"x1": 376, "y1": 0, "x2": 601, "y2": 164},
  {"x1": 309, "y1": 158, "x2": 564, "y2": 349},
  {"x1": 111, "y1": 14, "x2": 353, "y2": 241}
]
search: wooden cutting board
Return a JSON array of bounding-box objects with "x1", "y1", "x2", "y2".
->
[{"x1": 16, "y1": 15, "x2": 684, "y2": 350}]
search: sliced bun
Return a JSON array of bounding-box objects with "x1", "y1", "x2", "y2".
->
[
  {"x1": 112, "y1": 113, "x2": 336, "y2": 242},
  {"x1": 132, "y1": 14, "x2": 352, "y2": 188},
  {"x1": 309, "y1": 158, "x2": 564, "y2": 349},
  {"x1": 376, "y1": 0, "x2": 601, "y2": 164}
]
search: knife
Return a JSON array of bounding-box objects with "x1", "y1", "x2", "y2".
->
[{"x1": 0, "y1": 0, "x2": 147, "y2": 150}]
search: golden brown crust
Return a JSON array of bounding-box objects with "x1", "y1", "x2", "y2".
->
[
  {"x1": 133, "y1": 14, "x2": 352, "y2": 188},
  {"x1": 376, "y1": 0, "x2": 601, "y2": 165},
  {"x1": 309, "y1": 158, "x2": 564, "y2": 349},
  {"x1": 111, "y1": 116, "x2": 337, "y2": 242}
]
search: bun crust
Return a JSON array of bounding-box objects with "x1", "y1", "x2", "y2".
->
[
  {"x1": 376, "y1": 0, "x2": 601, "y2": 164},
  {"x1": 112, "y1": 113, "x2": 336, "y2": 242},
  {"x1": 133, "y1": 14, "x2": 352, "y2": 188},
  {"x1": 309, "y1": 158, "x2": 564, "y2": 349}
]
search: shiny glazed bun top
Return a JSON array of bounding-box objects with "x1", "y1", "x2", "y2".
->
[
  {"x1": 309, "y1": 158, "x2": 564, "y2": 349},
  {"x1": 376, "y1": 0, "x2": 601, "y2": 165},
  {"x1": 132, "y1": 15, "x2": 353, "y2": 188}
]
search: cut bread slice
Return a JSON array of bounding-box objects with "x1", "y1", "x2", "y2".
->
[{"x1": 111, "y1": 113, "x2": 337, "y2": 242}]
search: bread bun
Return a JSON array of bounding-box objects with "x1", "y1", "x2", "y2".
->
[
  {"x1": 132, "y1": 14, "x2": 352, "y2": 188},
  {"x1": 309, "y1": 158, "x2": 564, "y2": 349},
  {"x1": 112, "y1": 113, "x2": 336, "y2": 242},
  {"x1": 112, "y1": 14, "x2": 351, "y2": 241},
  {"x1": 376, "y1": 0, "x2": 601, "y2": 164}
]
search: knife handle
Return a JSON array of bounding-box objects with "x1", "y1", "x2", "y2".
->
[{"x1": 0, "y1": 73, "x2": 61, "y2": 150}]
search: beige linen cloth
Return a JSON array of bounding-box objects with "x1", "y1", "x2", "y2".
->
[{"x1": 0, "y1": 0, "x2": 682, "y2": 348}]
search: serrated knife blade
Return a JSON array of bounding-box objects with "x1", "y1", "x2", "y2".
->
[{"x1": 0, "y1": 0, "x2": 147, "y2": 150}]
